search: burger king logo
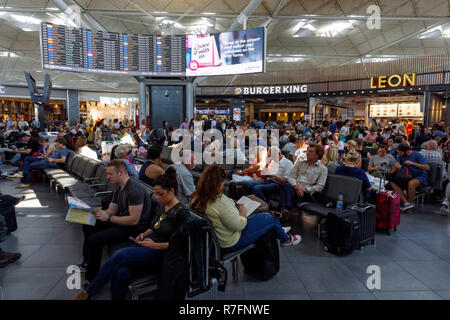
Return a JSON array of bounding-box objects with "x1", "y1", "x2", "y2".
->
[{"x1": 235, "y1": 88, "x2": 242, "y2": 95}]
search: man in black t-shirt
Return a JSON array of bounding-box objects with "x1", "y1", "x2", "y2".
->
[
  {"x1": 12, "y1": 133, "x2": 40, "y2": 161},
  {"x1": 81, "y1": 159, "x2": 152, "y2": 283}
]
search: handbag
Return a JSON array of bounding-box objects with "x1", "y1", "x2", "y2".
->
[{"x1": 392, "y1": 165, "x2": 413, "y2": 188}]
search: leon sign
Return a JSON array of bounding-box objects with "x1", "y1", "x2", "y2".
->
[{"x1": 370, "y1": 73, "x2": 415, "y2": 89}]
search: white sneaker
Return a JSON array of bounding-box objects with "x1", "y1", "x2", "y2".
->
[
  {"x1": 281, "y1": 234, "x2": 302, "y2": 247},
  {"x1": 8, "y1": 172, "x2": 23, "y2": 178},
  {"x1": 282, "y1": 226, "x2": 291, "y2": 234},
  {"x1": 401, "y1": 202, "x2": 415, "y2": 211}
]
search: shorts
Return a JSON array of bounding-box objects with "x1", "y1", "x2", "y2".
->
[{"x1": 414, "y1": 175, "x2": 428, "y2": 188}]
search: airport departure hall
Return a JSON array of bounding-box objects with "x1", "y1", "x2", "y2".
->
[{"x1": 1, "y1": 0, "x2": 450, "y2": 308}]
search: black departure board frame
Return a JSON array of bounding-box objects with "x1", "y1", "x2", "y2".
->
[{"x1": 40, "y1": 22, "x2": 186, "y2": 77}]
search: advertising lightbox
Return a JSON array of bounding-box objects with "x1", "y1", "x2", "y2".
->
[{"x1": 186, "y1": 27, "x2": 265, "y2": 76}]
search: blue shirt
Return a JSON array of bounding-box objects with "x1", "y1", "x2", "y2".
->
[
  {"x1": 256, "y1": 121, "x2": 264, "y2": 129},
  {"x1": 330, "y1": 123, "x2": 337, "y2": 133},
  {"x1": 48, "y1": 147, "x2": 69, "y2": 167},
  {"x1": 122, "y1": 159, "x2": 138, "y2": 178},
  {"x1": 335, "y1": 165, "x2": 372, "y2": 200},
  {"x1": 396, "y1": 151, "x2": 428, "y2": 179}
]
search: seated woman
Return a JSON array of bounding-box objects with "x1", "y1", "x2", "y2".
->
[
  {"x1": 132, "y1": 133, "x2": 145, "y2": 148},
  {"x1": 72, "y1": 167, "x2": 190, "y2": 300},
  {"x1": 321, "y1": 146, "x2": 340, "y2": 174},
  {"x1": 139, "y1": 145, "x2": 164, "y2": 186},
  {"x1": 38, "y1": 137, "x2": 54, "y2": 157},
  {"x1": 335, "y1": 150, "x2": 373, "y2": 201},
  {"x1": 190, "y1": 165, "x2": 301, "y2": 254},
  {"x1": 76, "y1": 136, "x2": 98, "y2": 160}
]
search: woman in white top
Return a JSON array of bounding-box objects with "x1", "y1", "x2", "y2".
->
[
  {"x1": 76, "y1": 136, "x2": 98, "y2": 160},
  {"x1": 119, "y1": 128, "x2": 135, "y2": 147}
]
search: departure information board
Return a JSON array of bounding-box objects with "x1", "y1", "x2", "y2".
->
[{"x1": 40, "y1": 23, "x2": 186, "y2": 76}]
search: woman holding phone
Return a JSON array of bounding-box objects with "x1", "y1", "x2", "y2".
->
[{"x1": 72, "y1": 167, "x2": 190, "y2": 300}]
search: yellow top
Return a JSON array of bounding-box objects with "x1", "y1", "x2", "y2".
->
[{"x1": 205, "y1": 194, "x2": 247, "y2": 248}]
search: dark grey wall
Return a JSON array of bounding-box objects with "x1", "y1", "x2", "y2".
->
[{"x1": 150, "y1": 86, "x2": 184, "y2": 129}]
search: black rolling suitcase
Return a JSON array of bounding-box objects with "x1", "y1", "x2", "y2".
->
[
  {"x1": 350, "y1": 203, "x2": 376, "y2": 247},
  {"x1": 324, "y1": 209, "x2": 360, "y2": 255},
  {"x1": 0, "y1": 194, "x2": 18, "y2": 234}
]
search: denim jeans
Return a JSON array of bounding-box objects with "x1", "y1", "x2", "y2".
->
[
  {"x1": 252, "y1": 181, "x2": 280, "y2": 202},
  {"x1": 222, "y1": 212, "x2": 289, "y2": 253},
  {"x1": 252, "y1": 181, "x2": 293, "y2": 211},
  {"x1": 21, "y1": 157, "x2": 54, "y2": 183},
  {"x1": 86, "y1": 234, "x2": 164, "y2": 300},
  {"x1": 242, "y1": 180, "x2": 264, "y2": 196},
  {"x1": 279, "y1": 183, "x2": 314, "y2": 211}
]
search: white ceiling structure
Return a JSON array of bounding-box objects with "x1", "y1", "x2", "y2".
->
[{"x1": 0, "y1": 0, "x2": 449, "y2": 91}]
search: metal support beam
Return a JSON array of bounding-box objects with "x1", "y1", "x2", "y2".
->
[
  {"x1": 341, "y1": 21, "x2": 447, "y2": 65},
  {"x1": 228, "y1": 0, "x2": 263, "y2": 32},
  {"x1": 1, "y1": 51, "x2": 11, "y2": 82},
  {"x1": 51, "y1": 0, "x2": 92, "y2": 30}
]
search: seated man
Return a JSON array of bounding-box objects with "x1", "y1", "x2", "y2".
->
[
  {"x1": 10, "y1": 132, "x2": 40, "y2": 163},
  {"x1": 420, "y1": 140, "x2": 447, "y2": 181},
  {"x1": 115, "y1": 144, "x2": 139, "y2": 178},
  {"x1": 15, "y1": 137, "x2": 69, "y2": 188},
  {"x1": 80, "y1": 159, "x2": 152, "y2": 283},
  {"x1": 368, "y1": 144, "x2": 396, "y2": 178},
  {"x1": 281, "y1": 143, "x2": 328, "y2": 213},
  {"x1": 390, "y1": 143, "x2": 430, "y2": 211},
  {"x1": 251, "y1": 146, "x2": 294, "y2": 213}
]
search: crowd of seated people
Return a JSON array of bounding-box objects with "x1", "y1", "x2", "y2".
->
[{"x1": 1, "y1": 115, "x2": 449, "y2": 298}]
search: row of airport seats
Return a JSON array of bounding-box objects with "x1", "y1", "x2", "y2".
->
[{"x1": 37, "y1": 152, "x2": 255, "y2": 299}]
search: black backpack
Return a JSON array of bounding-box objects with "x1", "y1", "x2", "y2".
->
[
  {"x1": 240, "y1": 229, "x2": 280, "y2": 281},
  {"x1": 324, "y1": 209, "x2": 360, "y2": 255}
]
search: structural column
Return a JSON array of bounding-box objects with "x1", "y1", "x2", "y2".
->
[
  {"x1": 66, "y1": 89, "x2": 79, "y2": 126},
  {"x1": 139, "y1": 80, "x2": 147, "y2": 127},
  {"x1": 186, "y1": 81, "x2": 194, "y2": 120}
]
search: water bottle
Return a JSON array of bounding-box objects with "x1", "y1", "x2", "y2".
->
[{"x1": 336, "y1": 193, "x2": 344, "y2": 213}]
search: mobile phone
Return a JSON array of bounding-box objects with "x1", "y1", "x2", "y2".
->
[{"x1": 129, "y1": 236, "x2": 137, "y2": 242}]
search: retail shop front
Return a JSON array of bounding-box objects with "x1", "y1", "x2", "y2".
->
[
  {"x1": 196, "y1": 84, "x2": 308, "y2": 124},
  {"x1": 197, "y1": 71, "x2": 449, "y2": 128},
  {"x1": 309, "y1": 73, "x2": 448, "y2": 129},
  {"x1": 0, "y1": 84, "x2": 67, "y2": 123}
]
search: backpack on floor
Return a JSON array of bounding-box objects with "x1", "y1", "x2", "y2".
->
[
  {"x1": 240, "y1": 229, "x2": 280, "y2": 281},
  {"x1": 324, "y1": 209, "x2": 360, "y2": 255}
]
